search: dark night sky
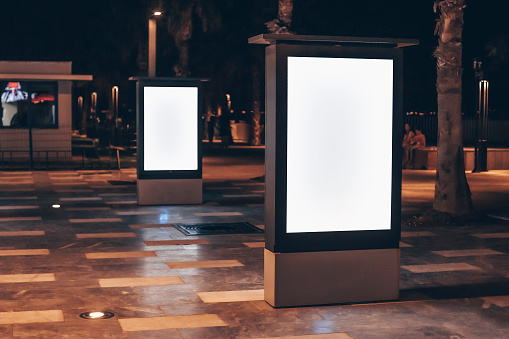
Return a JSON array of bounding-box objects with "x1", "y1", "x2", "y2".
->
[{"x1": 1, "y1": 0, "x2": 507, "y2": 115}]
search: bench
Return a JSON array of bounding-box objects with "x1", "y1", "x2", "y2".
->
[{"x1": 412, "y1": 147, "x2": 509, "y2": 170}]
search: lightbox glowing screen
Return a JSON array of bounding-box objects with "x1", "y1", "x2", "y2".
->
[
  {"x1": 286, "y1": 56, "x2": 394, "y2": 233},
  {"x1": 143, "y1": 86, "x2": 198, "y2": 171}
]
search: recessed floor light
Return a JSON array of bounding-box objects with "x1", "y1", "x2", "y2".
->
[
  {"x1": 52, "y1": 204, "x2": 61, "y2": 208},
  {"x1": 79, "y1": 311, "x2": 114, "y2": 320}
]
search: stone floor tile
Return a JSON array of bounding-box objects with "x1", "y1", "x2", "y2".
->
[
  {"x1": 432, "y1": 249, "x2": 504, "y2": 257},
  {"x1": 77, "y1": 232, "x2": 137, "y2": 239},
  {"x1": 69, "y1": 218, "x2": 123, "y2": 223},
  {"x1": 0, "y1": 231, "x2": 44, "y2": 236},
  {"x1": 401, "y1": 263, "x2": 481, "y2": 273},
  {"x1": 0, "y1": 249, "x2": 49, "y2": 256},
  {"x1": 118, "y1": 314, "x2": 227, "y2": 332},
  {"x1": 197, "y1": 289, "x2": 264, "y2": 303},
  {"x1": 85, "y1": 251, "x2": 156, "y2": 259},
  {"x1": 0, "y1": 310, "x2": 63, "y2": 324},
  {"x1": 166, "y1": 260, "x2": 244, "y2": 269},
  {"x1": 0, "y1": 274, "x2": 55, "y2": 283},
  {"x1": 144, "y1": 239, "x2": 209, "y2": 246},
  {"x1": 98, "y1": 276, "x2": 184, "y2": 288}
]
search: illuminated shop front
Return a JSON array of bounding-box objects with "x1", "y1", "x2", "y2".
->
[{"x1": 0, "y1": 61, "x2": 92, "y2": 161}]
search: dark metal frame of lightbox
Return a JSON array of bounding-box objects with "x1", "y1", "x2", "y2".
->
[
  {"x1": 264, "y1": 43, "x2": 404, "y2": 253},
  {"x1": 134, "y1": 78, "x2": 203, "y2": 180}
]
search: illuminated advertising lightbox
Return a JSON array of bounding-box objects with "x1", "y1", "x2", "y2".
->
[
  {"x1": 286, "y1": 56, "x2": 393, "y2": 233},
  {"x1": 137, "y1": 79, "x2": 202, "y2": 180},
  {"x1": 264, "y1": 44, "x2": 402, "y2": 253}
]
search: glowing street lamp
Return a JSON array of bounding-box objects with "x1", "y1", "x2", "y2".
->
[{"x1": 148, "y1": 11, "x2": 162, "y2": 77}]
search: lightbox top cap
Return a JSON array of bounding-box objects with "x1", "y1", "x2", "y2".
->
[{"x1": 248, "y1": 34, "x2": 419, "y2": 48}]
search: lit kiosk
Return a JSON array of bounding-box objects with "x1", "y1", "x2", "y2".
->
[
  {"x1": 249, "y1": 34, "x2": 418, "y2": 307},
  {"x1": 130, "y1": 77, "x2": 204, "y2": 205}
]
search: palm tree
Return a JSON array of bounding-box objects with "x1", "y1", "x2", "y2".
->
[
  {"x1": 433, "y1": 0, "x2": 473, "y2": 214},
  {"x1": 266, "y1": 0, "x2": 294, "y2": 33},
  {"x1": 164, "y1": 0, "x2": 220, "y2": 77},
  {"x1": 249, "y1": 0, "x2": 294, "y2": 146}
]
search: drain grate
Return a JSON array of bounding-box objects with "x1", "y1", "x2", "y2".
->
[{"x1": 173, "y1": 222, "x2": 263, "y2": 236}]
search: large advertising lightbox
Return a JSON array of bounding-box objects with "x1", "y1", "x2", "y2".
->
[
  {"x1": 286, "y1": 56, "x2": 394, "y2": 233},
  {"x1": 264, "y1": 42, "x2": 404, "y2": 253}
]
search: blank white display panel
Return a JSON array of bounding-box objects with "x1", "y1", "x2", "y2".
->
[
  {"x1": 143, "y1": 86, "x2": 198, "y2": 171},
  {"x1": 286, "y1": 57, "x2": 394, "y2": 233}
]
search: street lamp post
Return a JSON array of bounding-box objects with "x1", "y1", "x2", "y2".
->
[{"x1": 148, "y1": 11, "x2": 161, "y2": 77}]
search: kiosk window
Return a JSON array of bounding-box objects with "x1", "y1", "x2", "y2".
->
[{"x1": 1, "y1": 81, "x2": 58, "y2": 128}]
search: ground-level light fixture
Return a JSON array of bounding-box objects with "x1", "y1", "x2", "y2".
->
[
  {"x1": 52, "y1": 204, "x2": 60, "y2": 208},
  {"x1": 79, "y1": 311, "x2": 114, "y2": 320},
  {"x1": 153, "y1": 11, "x2": 162, "y2": 16}
]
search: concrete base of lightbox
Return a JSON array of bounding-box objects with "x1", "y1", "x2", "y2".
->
[
  {"x1": 264, "y1": 248, "x2": 399, "y2": 307},
  {"x1": 137, "y1": 178, "x2": 202, "y2": 205}
]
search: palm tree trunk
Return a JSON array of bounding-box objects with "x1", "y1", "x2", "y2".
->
[
  {"x1": 173, "y1": 7, "x2": 192, "y2": 77},
  {"x1": 433, "y1": 0, "x2": 473, "y2": 214},
  {"x1": 251, "y1": 64, "x2": 262, "y2": 146}
]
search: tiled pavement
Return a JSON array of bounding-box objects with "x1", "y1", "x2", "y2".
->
[{"x1": 0, "y1": 167, "x2": 508, "y2": 338}]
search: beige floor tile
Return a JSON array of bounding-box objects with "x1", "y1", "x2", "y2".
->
[
  {"x1": 0, "y1": 176, "x2": 33, "y2": 180},
  {"x1": 77, "y1": 232, "x2": 137, "y2": 239},
  {"x1": 401, "y1": 231, "x2": 437, "y2": 237},
  {"x1": 144, "y1": 239, "x2": 210, "y2": 246},
  {"x1": 0, "y1": 217, "x2": 42, "y2": 222},
  {"x1": 166, "y1": 260, "x2": 244, "y2": 269},
  {"x1": 482, "y1": 295, "x2": 509, "y2": 307},
  {"x1": 65, "y1": 207, "x2": 111, "y2": 211},
  {"x1": 99, "y1": 276, "x2": 184, "y2": 287},
  {"x1": 402, "y1": 263, "x2": 481, "y2": 273},
  {"x1": 52, "y1": 182, "x2": 88, "y2": 186},
  {"x1": 243, "y1": 242, "x2": 265, "y2": 248},
  {"x1": 432, "y1": 249, "x2": 504, "y2": 257},
  {"x1": 59, "y1": 197, "x2": 102, "y2": 201},
  {"x1": 193, "y1": 212, "x2": 243, "y2": 217},
  {"x1": 69, "y1": 218, "x2": 123, "y2": 223},
  {"x1": 54, "y1": 189, "x2": 93, "y2": 193},
  {"x1": 399, "y1": 242, "x2": 412, "y2": 248},
  {"x1": 0, "y1": 188, "x2": 34, "y2": 192},
  {"x1": 0, "y1": 181, "x2": 34, "y2": 185},
  {"x1": 0, "y1": 231, "x2": 44, "y2": 236},
  {"x1": 106, "y1": 201, "x2": 137, "y2": 205},
  {"x1": 118, "y1": 314, "x2": 226, "y2": 332},
  {"x1": 0, "y1": 310, "x2": 63, "y2": 324},
  {"x1": 0, "y1": 205, "x2": 39, "y2": 210},
  {"x1": 116, "y1": 211, "x2": 164, "y2": 215},
  {"x1": 49, "y1": 177, "x2": 83, "y2": 180},
  {"x1": 0, "y1": 273, "x2": 55, "y2": 283},
  {"x1": 0, "y1": 249, "x2": 49, "y2": 256},
  {"x1": 129, "y1": 224, "x2": 174, "y2": 229},
  {"x1": 472, "y1": 232, "x2": 509, "y2": 239},
  {"x1": 85, "y1": 251, "x2": 156, "y2": 259},
  {"x1": 248, "y1": 334, "x2": 354, "y2": 339},
  {"x1": 0, "y1": 196, "x2": 37, "y2": 200},
  {"x1": 197, "y1": 289, "x2": 264, "y2": 303}
]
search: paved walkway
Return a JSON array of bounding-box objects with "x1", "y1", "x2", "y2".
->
[{"x1": 0, "y1": 160, "x2": 507, "y2": 338}]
